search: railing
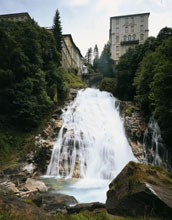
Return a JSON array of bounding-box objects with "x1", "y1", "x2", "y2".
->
[{"x1": 121, "y1": 40, "x2": 139, "y2": 45}]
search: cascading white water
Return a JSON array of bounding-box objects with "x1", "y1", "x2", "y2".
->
[
  {"x1": 46, "y1": 88, "x2": 136, "y2": 202},
  {"x1": 143, "y1": 117, "x2": 171, "y2": 169}
]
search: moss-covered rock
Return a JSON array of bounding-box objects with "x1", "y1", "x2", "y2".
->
[
  {"x1": 0, "y1": 191, "x2": 52, "y2": 220},
  {"x1": 106, "y1": 161, "x2": 172, "y2": 219}
]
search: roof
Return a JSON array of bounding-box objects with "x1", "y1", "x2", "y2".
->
[
  {"x1": 110, "y1": 12, "x2": 150, "y2": 19},
  {"x1": 0, "y1": 12, "x2": 31, "y2": 19},
  {"x1": 63, "y1": 34, "x2": 83, "y2": 58}
]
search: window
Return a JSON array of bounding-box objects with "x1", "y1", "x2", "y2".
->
[
  {"x1": 116, "y1": 18, "x2": 119, "y2": 25},
  {"x1": 116, "y1": 53, "x2": 119, "y2": 59},
  {"x1": 125, "y1": 17, "x2": 128, "y2": 24},
  {"x1": 131, "y1": 26, "x2": 134, "y2": 32},
  {"x1": 131, "y1": 17, "x2": 134, "y2": 23},
  {"x1": 141, "y1": 16, "x2": 144, "y2": 22},
  {"x1": 126, "y1": 46, "x2": 129, "y2": 51},
  {"x1": 128, "y1": 35, "x2": 131, "y2": 41},
  {"x1": 140, "y1": 34, "x2": 144, "y2": 40},
  {"x1": 116, "y1": 46, "x2": 119, "y2": 51},
  {"x1": 140, "y1": 25, "x2": 144, "y2": 32},
  {"x1": 116, "y1": 36, "x2": 119, "y2": 43},
  {"x1": 116, "y1": 27, "x2": 119, "y2": 34},
  {"x1": 123, "y1": 35, "x2": 127, "y2": 41},
  {"x1": 133, "y1": 34, "x2": 136, "y2": 40},
  {"x1": 125, "y1": 27, "x2": 128, "y2": 33}
]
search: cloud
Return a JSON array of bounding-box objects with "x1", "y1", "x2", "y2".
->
[{"x1": 66, "y1": 0, "x2": 91, "y2": 7}]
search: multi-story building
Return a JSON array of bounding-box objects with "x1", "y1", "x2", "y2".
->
[
  {"x1": 0, "y1": 12, "x2": 83, "y2": 75},
  {"x1": 109, "y1": 12, "x2": 150, "y2": 62},
  {"x1": 0, "y1": 12, "x2": 31, "y2": 22},
  {"x1": 63, "y1": 34, "x2": 83, "y2": 75}
]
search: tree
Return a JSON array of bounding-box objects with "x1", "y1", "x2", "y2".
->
[
  {"x1": 52, "y1": 9, "x2": 63, "y2": 55},
  {"x1": 149, "y1": 36, "x2": 172, "y2": 147},
  {"x1": 99, "y1": 42, "x2": 114, "y2": 77},
  {"x1": 93, "y1": 44, "x2": 99, "y2": 72},
  {"x1": 85, "y1": 47, "x2": 92, "y2": 64}
]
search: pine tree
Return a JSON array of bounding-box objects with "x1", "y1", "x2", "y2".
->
[
  {"x1": 52, "y1": 9, "x2": 63, "y2": 54},
  {"x1": 93, "y1": 44, "x2": 99, "y2": 72},
  {"x1": 85, "y1": 47, "x2": 92, "y2": 64}
]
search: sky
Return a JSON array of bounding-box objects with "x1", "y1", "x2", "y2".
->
[{"x1": 0, "y1": 0, "x2": 172, "y2": 56}]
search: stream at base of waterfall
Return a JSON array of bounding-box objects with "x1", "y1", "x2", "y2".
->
[{"x1": 41, "y1": 88, "x2": 137, "y2": 203}]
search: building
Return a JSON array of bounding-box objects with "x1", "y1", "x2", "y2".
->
[
  {"x1": 109, "y1": 12, "x2": 150, "y2": 62},
  {"x1": 62, "y1": 34, "x2": 83, "y2": 75},
  {"x1": 0, "y1": 12, "x2": 31, "y2": 22}
]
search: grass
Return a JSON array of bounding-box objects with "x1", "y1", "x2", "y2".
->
[
  {"x1": 64, "y1": 71, "x2": 87, "y2": 88},
  {"x1": 52, "y1": 210, "x2": 162, "y2": 220}
]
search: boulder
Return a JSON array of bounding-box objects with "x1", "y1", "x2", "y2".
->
[
  {"x1": 0, "y1": 181, "x2": 19, "y2": 193},
  {"x1": 67, "y1": 202, "x2": 105, "y2": 214},
  {"x1": 0, "y1": 192, "x2": 52, "y2": 220},
  {"x1": 42, "y1": 193, "x2": 78, "y2": 214},
  {"x1": 22, "y1": 163, "x2": 35, "y2": 174},
  {"x1": 106, "y1": 161, "x2": 172, "y2": 219},
  {"x1": 25, "y1": 178, "x2": 47, "y2": 192}
]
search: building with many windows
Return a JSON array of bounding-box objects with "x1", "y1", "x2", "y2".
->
[
  {"x1": 0, "y1": 12, "x2": 31, "y2": 22},
  {"x1": 62, "y1": 34, "x2": 83, "y2": 75},
  {"x1": 109, "y1": 12, "x2": 150, "y2": 62}
]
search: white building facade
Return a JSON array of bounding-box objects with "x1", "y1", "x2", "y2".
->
[{"x1": 110, "y1": 12, "x2": 150, "y2": 62}]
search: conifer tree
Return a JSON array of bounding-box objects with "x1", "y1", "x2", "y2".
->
[
  {"x1": 52, "y1": 9, "x2": 63, "y2": 54},
  {"x1": 93, "y1": 44, "x2": 99, "y2": 72}
]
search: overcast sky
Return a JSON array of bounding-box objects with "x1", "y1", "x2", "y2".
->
[{"x1": 0, "y1": 0, "x2": 172, "y2": 56}]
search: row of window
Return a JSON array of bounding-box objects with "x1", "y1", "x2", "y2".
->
[
  {"x1": 116, "y1": 34, "x2": 144, "y2": 43},
  {"x1": 0, "y1": 16, "x2": 26, "y2": 22},
  {"x1": 116, "y1": 25, "x2": 144, "y2": 34},
  {"x1": 116, "y1": 15, "x2": 144, "y2": 25}
]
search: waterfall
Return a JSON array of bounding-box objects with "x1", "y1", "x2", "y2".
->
[
  {"x1": 143, "y1": 117, "x2": 171, "y2": 170},
  {"x1": 47, "y1": 88, "x2": 136, "y2": 180}
]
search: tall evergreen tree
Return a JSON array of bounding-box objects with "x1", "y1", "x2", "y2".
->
[
  {"x1": 93, "y1": 44, "x2": 99, "y2": 72},
  {"x1": 99, "y1": 42, "x2": 113, "y2": 77},
  {"x1": 52, "y1": 9, "x2": 63, "y2": 54},
  {"x1": 85, "y1": 47, "x2": 92, "y2": 64}
]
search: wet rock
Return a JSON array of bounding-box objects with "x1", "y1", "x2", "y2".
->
[
  {"x1": 106, "y1": 161, "x2": 172, "y2": 219},
  {"x1": 67, "y1": 202, "x2": 105, "y2": 214},
  {"x1": 42, "y1": 194, "x2": 78, "y2": 213},
  {"x1": 118, "y1": 101, "x2": 147, "y2": 163},
  {"x1": 22, "y1": 163, "x2": 35, "y2": 174},
  {"x1": 25, "y1": 178, "x2": 47, "y2": 192}
]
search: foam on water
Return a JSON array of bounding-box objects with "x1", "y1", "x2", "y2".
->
[{"x1": 45, "y1": 88, "x2": 137, "y2": 203}]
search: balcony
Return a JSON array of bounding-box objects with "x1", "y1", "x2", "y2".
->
[{"x1": 121, "y1": 40, "x2": 139, "y2": 45}]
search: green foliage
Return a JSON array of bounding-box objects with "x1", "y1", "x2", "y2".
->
[
  {"x1": 93, "y1": 44, "x2": 99, "y2": 72},
  {"x1": 63, "y1": 69, "x2": 87, "y2": 88},
  {"x1": 98, "y1": 42, "x2": 114, "y2": 77},
  {"x1": 0, "y1": 19, "x2": 67, "y2": 130},
  {"x1": 99, "y1": 26, "x2": 172, "y2": 150},
  {"x1": 99, "y1": 77, "x2": 116, "y2": 94},
  {"x1": 149, "y1": 37, "x2": 172, "y2": 147},
  {"x1": 52, "y1": 9, "x2": 63, "y2": 54},
  {"x1": 85, "y1": 47, "x2": 93, "y2": 64},
  {"x1": 52, "y1": 210, "x2": 162, "y2": 220},
  {"x1": 0, "y1": 19, "x2": 73, "y2": 162}
]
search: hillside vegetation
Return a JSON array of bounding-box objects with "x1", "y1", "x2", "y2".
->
[
  {"x1": 100, "y1": 27, "x2": 172, "y2": 150},
  {"x1": 0, "y1": 19, "x2": 86, "y2": 169}
]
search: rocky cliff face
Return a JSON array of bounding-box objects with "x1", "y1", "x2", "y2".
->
[
  {"x1": 33, "y1": 89, "x2": 79, "y2": 174},
  {"x1": 106, "y1": 161, "x2": 172, "y2": 219},
  {"x1": 118, "y1": 101, "x2": 172, "y2": 170},
  {"x1": 118, "y1": 101, "x2": 147, "y2": 164}
]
